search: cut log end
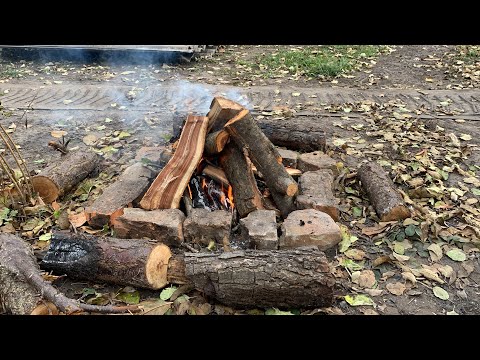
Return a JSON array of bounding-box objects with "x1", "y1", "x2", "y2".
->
[
  {"x1": 31, "y1": 176, "x2": 59, "y2": 204},
  {"x1": 145, "y1": 244, "x2": 172, "y2": 289},
  {"x1": 381, "y1": 205, "x2": 411, "y2": 222},
  {"x1": 285, "y1": 182, "x2": 299, "y2": 197}
]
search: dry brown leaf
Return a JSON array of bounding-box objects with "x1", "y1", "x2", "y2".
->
[
  {"x1": 386, "y1": 282, "x2": 406, "y2": 296},
  {"x1": 427, "y1": 243, "x2": 443, "y2": 262},
  {"x1": 419, "y1": 268, "x2": 445, "y2": 284},
  {"x1": 352, "y1": 270, "x2": 376, "y2": 288},
  {"x1": 402, "y1": 272, "x2": 417, "y2": 284},
  {"x1": 364, "y1": 288, "x2": 383, "y2": 297},
  {"x1": 79, "y1": 225, "x2": 103, "y2": 234},
  {"x1": 51, "y1": 201, "x2": 61, "y2": 211},
  {"x1": 83, "y1": 134, "x2": 98, "y2": 146},
  {"x1": 373, "y1": 256, "x2": 391, "y2": 267},
  {"x1": 68, "y1": 211, "x2": 87, "y2": 228},
  {"x1": 344, "y1": 249, "x2": 366, "y2": 261},
  {"x1": 361, "y1": 221, "x2": 397, "y2": 236},
  {"x1": 51, "y1": 130, "x2": 68, "y2": 138},
  {"x1": 360, "y1": 308, "x2": 379, "y2": 315}
]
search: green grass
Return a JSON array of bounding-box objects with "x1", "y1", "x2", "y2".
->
[
  {"x1": 0, "y1": 66, "x2": 21, "y2": 79},
  {"x1": 457, "y1": 45, "x2": 480, "y2": 63},
  {"x1": 253, "y1": 45, "x2": 384, "y2": 78}
]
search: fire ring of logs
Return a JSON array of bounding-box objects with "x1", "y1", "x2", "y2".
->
[{"x1": 21, "y1": 96, "x2": 410, "y2": 313}]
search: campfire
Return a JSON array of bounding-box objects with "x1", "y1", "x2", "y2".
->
[{"x1": 19, "y1": 95, "x2": 410, "y2": 313}]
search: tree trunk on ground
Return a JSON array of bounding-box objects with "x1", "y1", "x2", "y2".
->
[
  {"x1": 219, "y1": 143, "x2": 266, "y2": 218},
  {"x1": 183, "y1": 247, "x2": 335, "y2": 308},
  {"x1": 358, "y1": 162, "x2": 411, "y2": 222},
  {"x1": 41, "y1": 232, "x2": 174, "y2": 290},
  {"x1": 85, "y1": 162, "x2": 157, "y2": 228},
  {"x1": 0, "y1": 233, "x2": 139, "y2": 314},
  {"x1": 32, "y1": 149, "x2": 100, "y2": 203},
  {"x1": 140, "y1": 115, "x2": 209, "y2": 210}
]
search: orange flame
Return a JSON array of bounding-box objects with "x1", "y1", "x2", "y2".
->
[{"x1": 227, "y1": 185, "x2": 234, "y2": 209}]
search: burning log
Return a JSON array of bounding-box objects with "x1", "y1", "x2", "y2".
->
[
  {"x1": 219, "y1": 143, "x2": 266, "y2": 218},
  {"x1": 204, "y1": 130, "x2": 230, "y2": 156},
  {"x1": 225, "y1": 109, "x2": 298, "y2": 217},
  {"x1": 202, "y1": 164, "x2": 230, "y2": 187},
  {"x1": 358, "y1": 162, "x2": 411, "y2": 221},
  {"x1": 189, "y1": 177, "x2": 212, "y2": 210},
  {"x1": 85, "y1": 162, "x2": 157, "y2": 228},
  {"x1": 41, "y1": 232, "x2": 179, "y2": 290},
  {"x1": 183, "y1": 247, "x2": 334, "y2": 308},
  {"x1": 0, "y1": 233, "x2": 139, "y2": 315},
  {"x1": 140, "y1": 115, "x2": 209, "y2": 210},
  {"x1": 32, "y1": 149, "x2": 100, "y2": 203}
]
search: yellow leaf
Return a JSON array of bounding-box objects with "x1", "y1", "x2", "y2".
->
[{"x1": 51, "y1": 130, "x2": 68, "y2": 138}]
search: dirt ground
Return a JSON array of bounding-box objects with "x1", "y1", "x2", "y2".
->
[{"x1": 0, "y1": 45, "x2": 479, "y2": 315}]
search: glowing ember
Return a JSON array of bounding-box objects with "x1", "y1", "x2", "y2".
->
[{"x1": 227, "y1": 185, "x2": 234, "y2": 209}]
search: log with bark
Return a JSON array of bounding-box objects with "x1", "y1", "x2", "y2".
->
[
  {"x1": 225, "y1": 109, "x2": 297, "y2": 217},
  {"x1": 183, "y1": 247, "x2": 334, "y2": 308},
  {"x1": 40, "y1": 232, "x2": 334, "y2": 309},
  {"x1": 219, "y1": 143, "x2": 266, "y2": 218},
  {"x1": 203, "y1": 130, "x2": 230, "y2": 156},
  {"x1": 85, "y1": 162, "x2": 157, "y2": 228},
  {"x1": 41, "y1": 232, "x2": 181, "y2": 290},
  {"x1": 207, "y1": 96, "x2": 244, "y2": 133},
  {"x1": 32, "y1": 149, "x2": 100, "y2": 203},
  {"x1": 258, "y1": 118, "x2": 327, "y2": 152},
  {"x1": 140, "y1": 115, "x2": 209, "y2": 210},
  {"x1": 358, "y1": 162, "x2": 411, "y2": 221},
  {"x1": 0, "y1": 233, "x2": 139, "y2": 315}
]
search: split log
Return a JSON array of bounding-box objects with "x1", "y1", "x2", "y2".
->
[
  {"x1": 140, "y1": 115, "x2": 209, "y2": 210},
  {"x1": 202, "y1": 164, "x2": 230, "y2": 187},
  {"x1": 32, "y1": 149, "x2": 100, "y2": 203},
  {"x1": 0, "y1": 233, "x2": 139, "y2": 315},
  {"x1": 358, "y1": 162, "x2": 411, "y2": 221},
  {"x1": 85, "y1": 162, "x2": 156, "y2": 228},
  {"x1": 204, "y1": 130, "x2": 230, "y2": 156},
  {"x1": 41, "y1": 232, "x2": 178, "y2": 290},
  {"x1": 219, "y1": 143, "x2": 266, "y2": 218},
  {"x1": 184, "y1": 248, "x2": 335, "y2": 308},
  {"x1": 225, "y1": 109, "x2": 297, "y2": 217},
  {"x1": 207, "y1": 96, "x2": 244, "y2": 133},
  {"x1": 258, "y1": 118, "x2": 327, "y2": 152}
]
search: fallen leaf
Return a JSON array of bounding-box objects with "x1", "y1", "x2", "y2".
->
[
  {"x1": 362, "y1": 221, "x2": 396, "y2": 236},
  {"x1": 386, "y1": 282, "x2": 406, "y2": 296},
  {"x1": 51, "y1": 130, "x2": 67, "y2": 138},
  {"x1": 446, "y1": 249, "x2": 466, "y2": 262},
  {"x1": 459, "y1": 134, "x2": 472, "y2": 141},
  {"x1": 160, "y1": 286, "x2": 178, "y2": 301},
  {"x1": 265, "y1": 308, "x2": 294, "y2": 315},
  {"x1": 446, "y1": 310, "x2": 458, "y2": 315},
  {"x1": 373, "y1": 256, "x2": 390, "y2": 267},
  {"x1": 63, "y1": 99, "x2": 73, "y2": 105},
  {"x1": 419, "y1": 268, "x2": 445, "y2": 284},
  {"x1": 291, "y1": 92, "x2": 301, "y2": 97},
  {"x1": 355, "y1": 270, "x2": 376, "y2": 288},
  {"x1": 402, "y1": 272, "x2": 417, "y2": 284},
  {"x1": 51, "y1": 201, "x2": 61, "y2": 211},
  {"x1": 140, "y1": 300, "x2": 172, "y2": 315},
  {"x1": 68, "y1": 211, "x2": 87, "y2": 228},
  {"x1": 38, "y1": 232, "x2": 52, "y2": 241},
  {"x1": 118, "y1": 131, "x2": 131, "y2": 139},
  {"x1": 344, "y1": 294, "x2": 374, "y2": 306},
  {"x1": 432, "y1": 286, "x2": 449, "y2": 300},
  {"x1": 116, "y1": 287, "x2": 140, "y2": 304},
  {"x1": 392, "y1": 252, "x2": 410, "y2": 262},
  {"x1": 344, "y1": 249, "x2": 366, "y2": 261},
  {"x1": 83, "y1": 134, "x2": 97, "y2": 146},
  {"x1": 427, "y1": 243, "x2": 443, "y2": 262},
  {"x1": 364, "y1": 288, "x2": 383, "y2": 297},
  {"x1": 437, "y1": 265, "x2": 454, "y2": 278}
]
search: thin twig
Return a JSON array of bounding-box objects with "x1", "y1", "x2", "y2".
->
[
  {"x1": 0, "y1": 154, "x2": 26, "y2": 204},
  {"x1": 181, "y1": 242, "x2": 199, "y2": 253},
  {"x1": 0, "y1": 124, "x2": 34, "y2": 199}
]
